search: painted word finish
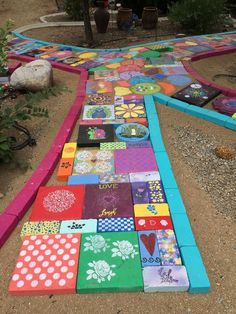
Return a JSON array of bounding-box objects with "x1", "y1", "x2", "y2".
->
[
  {"x1": 98, "y1": 183, "x2": 119, "y2": 190},
  {"x1": 98, "y1": 208, "x2": 117, "y2": 217}
]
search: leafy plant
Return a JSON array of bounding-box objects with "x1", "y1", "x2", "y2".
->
[
  {"x1": 0, "y1": 85, "x2": 68, "y2": 163},
  {"x1": 63, "y1": 0, "x2": 84, "y2": 20},
  {"x1": 0, "y1": 19, "x2": 14, "y2": 74},
  {"x1": 169, "y1": 0, "x2": 226, "y2": 34}
]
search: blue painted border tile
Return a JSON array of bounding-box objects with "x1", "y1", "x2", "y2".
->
[
  {"x1": 165, "y1": 188, "x2": 187, "y2": 214},
  {"x1": 171, "y1": 213, "x2": 196, "y2": 247}
]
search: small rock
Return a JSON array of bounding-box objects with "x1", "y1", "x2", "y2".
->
[
  {"x1": 215, "y1": 145, "x2": 235, "y2": 160},
  {"x1": 10, "y1": 60, "x2": 53, "y2": 92}
]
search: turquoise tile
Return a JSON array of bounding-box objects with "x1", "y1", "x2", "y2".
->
[
  {"x1": 167, "y1": 98, "x2": 190, "y2": 113},
  {"x1": 153, "y1": 92, "x2": 171, "y2": 105},
  {"x1": 180, "y1": 246, "x2": 210, "y2": 294},
  {"x1": 159, "y1": 168, "x2": 178, "y2": 189},
  {"x1": 144, "y1": 95, "x2": 156, "y2": 115},
  {"x1": 224, "y1": 117, "x2": 236, "y2": 131},
  {"x1": 171, "y1": 213, "x2": 196, "y2": 247},
  {"x1": 60, "y1": 219, "x2": 97, "y2": 234},
  {"x1": 155, "y1": 152, "x2": 172, "y2": 169}
]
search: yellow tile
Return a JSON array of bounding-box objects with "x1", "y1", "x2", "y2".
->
[
  {"x1": 134, "y1": 203, "x2": 170, "y2": 217},
  {"x1": 62, "y1": 142, "x2": 77, "y2": 159}
]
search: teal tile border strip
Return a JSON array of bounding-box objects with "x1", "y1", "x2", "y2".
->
[
  {"x1": 144, "y1": 95, "x2": 211, "y2": 294},
  {"x1": 153, "y1": 93, "x2": 236, "y2": 131}
]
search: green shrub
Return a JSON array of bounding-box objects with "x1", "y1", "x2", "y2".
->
[
  {"x1": 169, "y1": 0, "x2": 226, "y2": 34},
  {"x1": 0, "y1": 85, "x2": 67, "y2": 163},
  {"x1": 0, "y1": 19, "x2": 14, "y2": 74},
  {"x1": 63, "y1": 0, "x2": 84, "y2": 20}
]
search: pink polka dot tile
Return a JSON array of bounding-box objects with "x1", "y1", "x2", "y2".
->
[{"x1": 9, "y1": 234, "x2": 81, "y2": 295}]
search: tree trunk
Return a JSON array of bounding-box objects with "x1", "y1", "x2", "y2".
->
[{"x1": 83, "y1": 0, "x2": 94, "y2": 46}]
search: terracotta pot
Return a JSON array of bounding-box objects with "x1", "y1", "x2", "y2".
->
[
  {"x1": 117, "y1": 8, "x2": 133, "y2": 31},
  {"x1": 94, "y1": 2, "x2": 110, "y2": 33},
  {"x1": 142, "y1": 7, "x2": 158, "y2": 30}
]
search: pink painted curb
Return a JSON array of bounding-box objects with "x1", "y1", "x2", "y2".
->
[{"x1": 0, "y1": 213, "x2": 18, "y2": 248}]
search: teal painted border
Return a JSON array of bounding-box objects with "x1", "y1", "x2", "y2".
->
[
  {"x1": 153, "y1": 93, "x2": 236, "y2": 131},
  {"x1": 144, "y1": 95, "x2": 211, "y2": 294}
]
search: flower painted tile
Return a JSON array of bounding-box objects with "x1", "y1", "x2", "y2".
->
[
  {"x1": 129, "y1": 172, "x2": 161, "y2": 183},
  {"x1": 115, "y1": 103, "x2": 146, "y2": 119},
  {"x1": 94, "y1": 70, "x2": 119, "y2": 81},
  {"x1": 9, "y1": 234, "x2": 81, "y2": 295},
  {"x1": 86, "y1": 80, "x2": 113, "y2": 94},
  {"x1": 135, "y1": 216, "x2": 173, "y2": 231},
  {"x1": 77, "y1": 125, "x2": 114, "y2": 147},
  {"x1": 77, "y1": 232, "x2": 143, "y2": 293},
  {"x1": 83, "y1": 183, "x2": 134, "y2": 219},
  {"x1": 83, "y1": 105, "x2": 115, "y2": 120},
  {"x1": 114, "y1": 148, "x2": 158, "y2": 174},
  {"x1": 147, "y1": 181, "x2": 166, "y2": 203},
  {"x1": 143, "y1": 266, "x2": 189, "y2": 292},
  {"x1": 29, "y1": 186, "x2": 85, "y2": 222},
  {"x1": 20, "y1": 221, "x2": 60, "y2": 239},
  {"x1": 134, "y1": 204, "x2": 170, "y2": 217},
  {"x1": 73, "y1": 149, "x2": 114, "y2": 175}
]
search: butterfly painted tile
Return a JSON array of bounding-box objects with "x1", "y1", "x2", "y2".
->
[
  {"x1": 86, "y1": 80, "x2": 113, "y2": 94},
  {"x1": 172, "y1": 83, "x2": 220, "y2": 107},
  {"x1": 114, "y1": 148, "x2": 158, "y2": 174},
  {"x1": 83, "y1": 105, "x2": 115, "y2": 120},
  {"x1": 134, "y1": 204, "x2": 170, "y2": 217},
  {"x1": 73, "y1": 149, "x2": 114, "y2": 175},
  {"x1": 97, "y1": 217, "x2": 135, "y2": 232},
  {"x1": 83, "y1": 183, "x2": 134, "y2": 219},
  {"x1": 9, "y1": 234, "x2": 81, "y2": 295},
  {"x1": 60, "y1": 219, "x2": 97, "y2": 234},
  {"x1": 143, "y1": 266, "x2": 189, "y2": 292},
  {"x1": 77, "y1": 125, "x2": 114, "y2": 147},
  {"x1": 20, "y1": 221, "x2": 60, "y2": 239},
  {"x1": 29, "y1": 186, "x2": 85, "y2": 222},
  {"x1": 77, "y1": 232, "x2": 143, "y2": 293},
  {"x1": 138, "y1": 231, "x2": 161, "y2": 267}
]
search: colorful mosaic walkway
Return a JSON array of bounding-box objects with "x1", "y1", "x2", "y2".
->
[{"x1": 2, "y1": 31, "x2": 236, "y2": 296}]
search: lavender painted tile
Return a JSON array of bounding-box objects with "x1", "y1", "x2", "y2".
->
[
  {"x1": 143, "y1": 266, "x2": 189, "y2": 292},
  {"x1": 131, "y1": 182, "x2": 149, "y2": 204},
  {"x1": 127, "y1": 141, "x2": 152, "y2": 149},
  {"x1": 129, "y1": 172, "x2": 161, "y2": 182}
]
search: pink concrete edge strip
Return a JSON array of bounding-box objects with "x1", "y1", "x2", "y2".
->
[{"x1": 1, "y1": 56, "x2": 86, "y2": 248}]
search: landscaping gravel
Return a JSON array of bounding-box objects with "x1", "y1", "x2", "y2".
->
[{"x1": 172, "y1": 125, "x2": 236, "y2": 220}]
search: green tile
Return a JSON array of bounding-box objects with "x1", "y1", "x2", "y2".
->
[{"x1": 77, "y1": 232, "x2": 143, "y2": 293}]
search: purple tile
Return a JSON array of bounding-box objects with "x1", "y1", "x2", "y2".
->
[
  {"x1": 131, "y1": 182, "x2": 149, "y2": 204},
  {"x1": 147, "y1": 181, "x2": 166, "y2": 203},
  {"x1": 83, "y1": 183, "x2": 134, "y2": 219}
]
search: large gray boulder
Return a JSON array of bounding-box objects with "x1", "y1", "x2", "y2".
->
[{"x1": 10, "y1": 60, "x2": 53, "y2": 92}]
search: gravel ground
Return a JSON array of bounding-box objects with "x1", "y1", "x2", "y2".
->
[{"x1": 172, "y1": 125, "x2": 236, "y2": 220}]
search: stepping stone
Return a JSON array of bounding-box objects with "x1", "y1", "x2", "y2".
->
[
  {"x1": 57, "y1": 158, "x2": 74, "y2": 181},
  {"x1": 131, "y1": 181, "x2": 166, "y2": 204},
  {"x1": 68, "y1": 175, "x2": 100, "y2": 185},
  {"x1": 20, "y1": 221, "x2": 60, "y2": 239},
  {"x1": 84, "y1": 93, "x2": 114, "y2": 106},
  {"x1": 134, "y1": 204, "x2": 170, "y2": 217},
  {"x1": 82, "y1": 105, "x2": 115, "y2": 120},
  {"x1": 131, "y1": 182, "x2": 149, "y2": 204},
  {"x1": 99, "y1": 173, "x2": 129, "y2": 184},
  {"x1": 135, "y1": 216, "x2": 173, "y2": 231},
  {"x1": 94, "y1": 70, "x2": 119, "y2": 81},
  {"x1": 100, "y1": 142, "x2": 126, "y2": 151},
  {"x1": 172, "y1": 83, "x2": 220, "y2": 107},
  {"x1": 138, "y1": 231, "x2": 161, "y2": 267},
  {"x1": 129, "y1": 171, "x2": 160, "y2": 182},
  {"x1": 114, "y1": 148, "x2": 158, "y2": 174},
  {"x1": 29, "y1": 186, "x2": 85, "y2": 222},
  {"x1": 86, "y1": 80, "x2": 113, "y2": 94},
  {"x1": 9, "y1": 234, "x2": 81, "y2": 295},
  {"x1": 77, "y1": 125, "x2": 114, "y2": 147},
  {"x1": 97, "y1": 218, "x2": 135, "y2": 232},
  {"x1": 83, "y1": 183, "x2": 134, "y2": 219},
  {"x1": 143, "y1": 266, "x2": 189, "y2": 292},
  {"x1": 77, "y1": 232, "x2": 143, "y2": 293},
  {"x1": 62, "y1": 143, "x2": 77, "y2": 159},
  {"x1": 60, "y1": 220, "x2": 97, "y2": 234},
  {"x1": 73, "y1": 149, "x2": 114, "y2": 175}
]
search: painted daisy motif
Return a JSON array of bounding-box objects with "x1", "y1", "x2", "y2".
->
[
  {"x1": 111, "y1": 240, "x2": 138, "y2": 260},
  {"x1": 115, "y1": 103, "x2": 146, "y2": 119},
  {"x1": 84, "y1": 235, "x2": 110, "y2": 253},
  {"x1": 86, "y1": 260, "x2": 116, "y2": 283}
]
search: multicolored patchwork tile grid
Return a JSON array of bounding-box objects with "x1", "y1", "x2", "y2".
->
[{"x1": 8, "y1": 32, "x2": 236, "y2": 295}]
